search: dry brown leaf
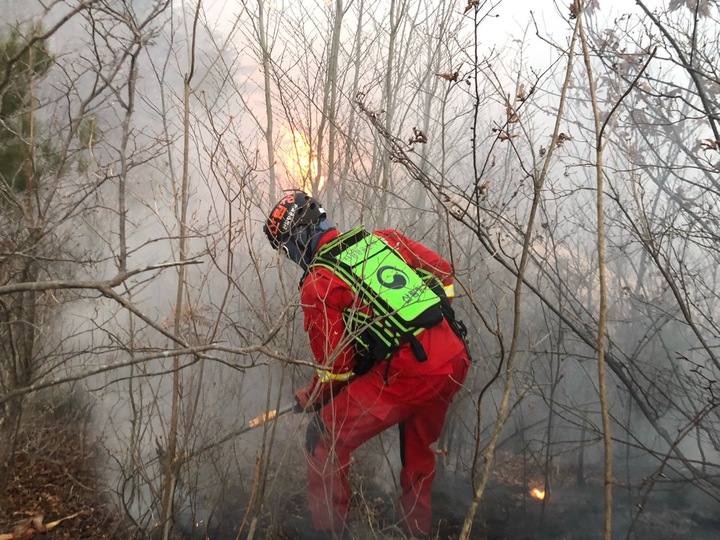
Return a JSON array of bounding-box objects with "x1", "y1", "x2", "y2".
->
[
  {"x1": 699, "y1": 138, "x2": 718, "y2": 151},
  {"x1": 517, "y1": 83, "x2": 527, "y2": 102},
  {"x1": 0, "y1": 512, "x2": 81, "y2": 540},
  {"x1": 435, "y1": 71, "x2": 459, "y2": 82},
  {"x1": 464, "y1": 0, "x2": 480, "y2": 14},
  {"x1": 586, "y1": 0, "x2": 600, "y2": 14},
  {"x1": 505, "y1": 95, "x2": 519, "y2": 123},
  {"x1": 555, "y1": 132, "x2": 572, "y2": 146},
  {"x1": 669, "y1": 0, "x2": 712, "y2": 17},
  {"x1": 569, "y1": 2, "x2": 578, "y2": 19},
  {"x1": 408, "y1": 127, "x2": 428, "y2": 145},
  {"x1": 45, "y1": 512, "x2": 81, "y2": 530}
]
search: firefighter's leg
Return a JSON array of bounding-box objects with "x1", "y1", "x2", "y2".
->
[
  {"x1": 305, "y1": 370, "x2": 405, "y2": 532},
  {"x1": 306, "y1": 417, "x2": 351, "y2": 533},
  {"x1": 397, "y1": 399, "x2": 448, "y2": 536},
  {"x1": 398, "y1": 356, "x2": 469, "y2": 535}
]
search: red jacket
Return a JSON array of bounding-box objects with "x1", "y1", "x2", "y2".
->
[{"x1": 299, "y1": 229, "x2": 467, "y2": 407}]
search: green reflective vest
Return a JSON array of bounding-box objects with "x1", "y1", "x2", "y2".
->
[{"x1": 311, "y1": 227, "x2": 445, "y2": 366}]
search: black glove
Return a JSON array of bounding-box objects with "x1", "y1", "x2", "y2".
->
[{"x1": 305, "y1": 412, "x2": 326, "y2": 456}]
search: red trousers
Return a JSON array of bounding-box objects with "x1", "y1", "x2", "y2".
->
[{"x1": 305, "y1": 351, "x2": 469, "y2": 535}]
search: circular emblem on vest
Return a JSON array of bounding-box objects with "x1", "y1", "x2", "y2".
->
[{"x1": 377, "y1": 266, "x2": 408, "y2": 289}]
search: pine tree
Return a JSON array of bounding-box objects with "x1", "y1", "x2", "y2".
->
[
  {"x1": 0, "y1": 24, "x2": 52, "y2": 496},
  {"x1": 0, "y1": 25, "x2": 52, "y2": 195}
]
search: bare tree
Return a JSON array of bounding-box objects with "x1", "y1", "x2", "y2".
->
[{"x1": 4, "y1": 1, "x2": 720, "y2": 539}]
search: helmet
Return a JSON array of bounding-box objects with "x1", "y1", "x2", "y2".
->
[{"x1": 264, "y1": 191, "x2": 326, "y2": 249}]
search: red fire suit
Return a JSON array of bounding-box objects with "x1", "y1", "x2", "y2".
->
[{"x1": 296, "y1": 228, "x2": 470, "y2": 536}]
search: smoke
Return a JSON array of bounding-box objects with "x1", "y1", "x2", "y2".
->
[{"x1": 4, "y1": 0, "x2": 720, "y2": 538}]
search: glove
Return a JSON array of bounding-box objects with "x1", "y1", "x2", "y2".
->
[
  {"x1": 294, "y1": 387, "x2": 321, "y2": 413},
  {"x1": 294, "y1": 380, "x2": 343, "y2": 413},
  {"x1": 305, "y1": 412, "x2": 325, "y2": 455}
]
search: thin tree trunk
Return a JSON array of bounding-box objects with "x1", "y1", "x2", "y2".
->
[
  {"x1": 459, "y1": 11, "x2": 583, "y2": 538},
  {"x1": 258, "y1": 0, "x2": 277, "y2": 204},
  {"x1": 337, "y1": 0, "x2": 364, "y2": 227},
  {"x1": 578, "y1": 3, "x2": 612, "y2": 537},
  {"x1": 161, "y1": 4, "x2": 201, "y2": 538},
  {"x1": 314, "y1": 0, "x2": 344, "y2": 208},
  {"x1": 377, "y1": 0, "x2": 400, "y2": 225}
]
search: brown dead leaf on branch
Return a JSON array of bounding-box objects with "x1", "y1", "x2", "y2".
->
[
  {"x1": 492, "y1": 127, "x2": 518, "y2": 142},
  {"x1": 517, "y1": 83, "x2": 527, "y2": 102},
  {"x1": 669, "y1": 0, "x2": 713, "y2": 18},
  {"x1": 464, "y1": 0, "x2": 480, "y2": 14},
  {"x1": 435, "y1": 70, "x2": 459, "y2": 82},
  {"x1": 554, "y1": 132, "x2": 572, "y2": 147},
  {"x1": 0, "y1": 512, "x2": 81, "y2": 540},
  {"x1": 505, "y1": 94, "x2": 519, "y2": 123},
  {"x1": 569, "y1": 0, "x2": 600, "y2": 19},
  {"x1": 698, "y1": 138, "x2": 719, "y2": 151},
  {"x1": 569, "y1": 2, "x2": 578, "y2": 19},
  {"x1": 477, "y1": 180, "x2": 491, "y2": 196},
  {"x1": 408, "y1": 127, "x2": 428, "y2": 145}
]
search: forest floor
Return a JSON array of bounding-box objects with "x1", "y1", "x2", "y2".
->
[
  {"x1": 2, "y1": 411, "x2": 720, "y2": 540},
  {"x1": 0, "y1": 407, "x2": 134, "y2": 540}
]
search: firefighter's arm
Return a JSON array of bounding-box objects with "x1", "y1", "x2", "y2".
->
[{"x1": 296, "y1": 273, "x2": 356, "y2": 411}]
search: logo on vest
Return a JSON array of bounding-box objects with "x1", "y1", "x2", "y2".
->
[{"x1": 377, "y1": 266, "x2": 407, "y2": 289}]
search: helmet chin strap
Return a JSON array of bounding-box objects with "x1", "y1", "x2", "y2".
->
[{"x1": 285, "y1": 220, "x2": 334, "y2": 271}]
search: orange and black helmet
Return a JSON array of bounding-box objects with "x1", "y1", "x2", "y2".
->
[{"x1": 263, "y1": 191, "x2": 326, "y2": 250}]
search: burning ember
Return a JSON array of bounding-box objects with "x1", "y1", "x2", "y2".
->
[
  {"x1": 530, "y1": 488, "x2": 546, "y2": 500},
  {"x1": 248, "y1": 409, "x2": 277, "y2": 428}
]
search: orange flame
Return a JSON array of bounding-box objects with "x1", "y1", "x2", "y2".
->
[
  {"x1": 530, "y1": 488, "x2": 546, "y2": 500},
  {"x1": 276, "y1": 127, "x2": 324, "y2": 193},
  {"x1": 248, "y1": 409, "x2": 277, "y2": 428}
]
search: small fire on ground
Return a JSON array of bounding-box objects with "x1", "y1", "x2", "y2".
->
[{"x1": 530, "y1": 488, "x2": 546, "y2": 500}]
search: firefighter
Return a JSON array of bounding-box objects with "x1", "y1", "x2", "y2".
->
[{"x1": 264, "y1": 191, "x2": 470, "y2": 539}]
